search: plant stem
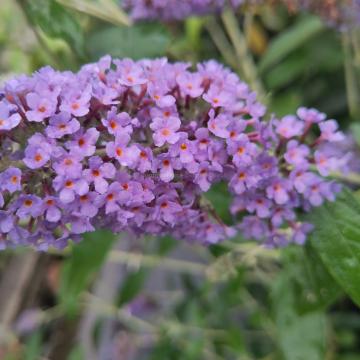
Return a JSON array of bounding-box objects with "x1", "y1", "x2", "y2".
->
[
  {"x1": 108, "y1": 249, "x2": 207, "y2": 275},
  {"x1": 205, "y1": 17, "x2": 239, "y2": 71},
  {"x1": 343, "y1": 31, "x2": 360, "y2": 119},
  {"x1": 221, "y1": 8, "x2": 266, "y2": 103},
  {"x1": 329, "y1": 170, "x2": 360, "y2": 185}
]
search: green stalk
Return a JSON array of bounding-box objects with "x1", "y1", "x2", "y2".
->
[
  {"x1": 205, "y1": 16, "x2": 239, "y2": 72},
  {"x1": 221, "y1": 8, "x2": 266, "y2": 103},
  {"x1": 109, "y1": 249, "x2": 207, "y2": 275},
  {"x1": 343, "y1": 31, "x2": 360, "y2": 119}
]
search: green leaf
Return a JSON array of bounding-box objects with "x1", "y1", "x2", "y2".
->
[
  {"x1": 310, "y1": 189, "x2": 360, "y2": 307},
  {"x1": 268, "y1": 91, "x2": 302, "y2": 116},
  {"x1": 23, "y1": 0, "x2": 85, "y2": 58},
  {"x1": 116, "y1": 269, "x2": 147, "y2": 307},
  {"x1": 265, "y1": 51, "x2": 309, "y2": 90},
  {"x1": 87, "y1": 24, "x2": 170, "y2": 61},
  {"x1": 259, "y1": 16, "x2": 324, "y2": 73},
  {"x1": 68, "y1": 345, "x2": 84, "y2": 360},
  {"x1": 185, "y1": 17, "x2": 204, "y2": 50},
  {"x1": 59, "y1": 230, "x2": 116, "y2": 315},
  {"x1": 24, "y1": 331, "x2": 43, "y2": 360},
  {"x1": 272, "y1": 271, "x2": 327, "y2": 360},
  {"x1": 281, "y1": 246, "x2": 342, "y2": 314},
  {"x1": 56, "y1": 0, "x2": 131, "y2": 27},
  {"x1": 156, "y1": 235, "x2": 178, "y2": 256},
  {"x1": 204, "y1": 181, "x2": 232, "y2": 224}
]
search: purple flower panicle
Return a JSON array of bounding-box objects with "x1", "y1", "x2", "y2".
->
[
  {"x1": 0, "y1": 56, "x2": 346, "y2": 250},
  {"x1": 123, "y1": 0, "x2": 360, "y2": 29}
]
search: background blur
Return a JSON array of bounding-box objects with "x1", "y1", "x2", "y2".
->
[{"x1": 0, "y1": 1, "x2": 360, "y2": 359}]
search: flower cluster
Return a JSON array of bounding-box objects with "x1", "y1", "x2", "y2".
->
[
  {"x1": 123, "y1": 0, "x2": 360, "y2": 28},
  {"x1": 123, "y1": 0, "x2": 243, "y2": 20},
  {"x1": 0, "y1": 56, "x2": 347, "y2": 250},
  {"x1": 281, "y1": 0, "x2": 360, "y2": 28}
]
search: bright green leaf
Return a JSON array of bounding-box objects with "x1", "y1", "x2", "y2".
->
[
  {"x1": 281, "y1": 246, "x2": 342, "y2": 314},
  {"x1": 56, "y1": 0, "x2": 131, "y2": 27},
  {"x1": 272, "y1": 271, "x2": 327, "y2": 360},
  {"x1": 23, "y1": 0, "x2": 85, "y2": 58},
  {"x1": 310, "y1": 189, "x2": 360, "y2": 307}
]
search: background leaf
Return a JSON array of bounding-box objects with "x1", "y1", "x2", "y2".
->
[
  {"x1": 310, "y1": 189, "x2": 360, "y2": 307},
  {"x1": 56, "y1": 0, "x2": 131, "y2": 27},
  {"x1": 86, "y1": 23, "x2": 170, "y2": 61},
  {"x1": 59, "y1": 230, "x2": 116, "y2": 314},
  {"x1": 272, "y1": 271, "x2": 327, "y2": 360},
  {"x1": 259, "y1": 16, "x2": 324, "y2": 73},
  {"x1": 116, "y1": 269, "x2": 148, "y2": 307},
  {"x1": 281, "y1": 246, "x2": 342, "y2": 314},
  {"x1": 22, "y1": 0, "x2": 85, "y2": 58}
]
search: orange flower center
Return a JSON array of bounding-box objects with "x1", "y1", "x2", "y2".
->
[
  {"x1": 5, "y1": 94, "x2": 14, "y2": 102},
  {"x1": 71, "y1": 103, "x2": 80, "y2": 110},
  {"x1": 38, "y1": 106, "x2": 46, "y2": 113},
  {"x1": 65, "y1": 180, "x2": 74, "y2": 188},
  {"x1": 78, "y1": 138, "x2": 85, "y2": 146},
  {"x1": 92, "y1": 170, "x2": 100, "y2": 177},
  {"x1": 34, "y1": 154, "x2": 43, "y2": 162},
  {"x1": 24, "y1": 199, "x2": 33, "y2": 207},
  {"x1": 180, "y1": 143, "x2": 187, "y2": 150},
  {"x1": 237, "y1": 147, "x2": 245, "y2": 155},
  {"x1": 11, "y1": 176, "x2": 18, "y2": 184},
  {"x1": 116, "y1": 147, "x2": 123, "y2": 157},
  {"x1": 161, "y1": 128, "x2": 170, "y2": 136},
  {"x1": 318, "y1": 156, "x2": 326, "y2": 165}
]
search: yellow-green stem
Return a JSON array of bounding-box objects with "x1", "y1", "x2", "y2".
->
[{"x1": 221, "y1": 8, "x2": 266, "y2": 103}]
